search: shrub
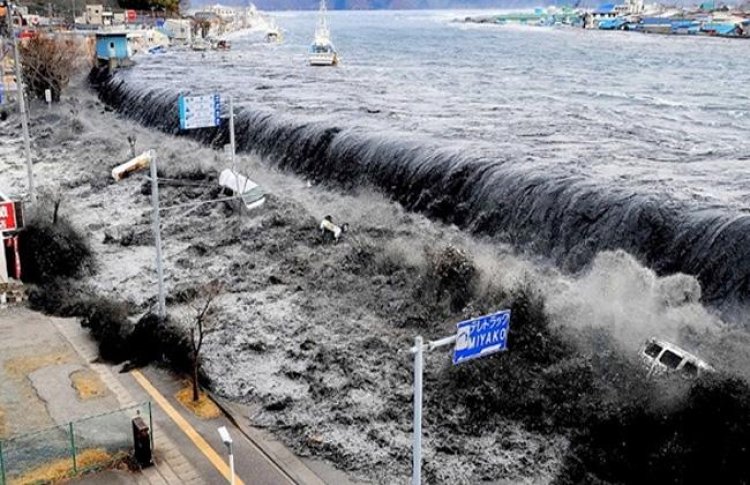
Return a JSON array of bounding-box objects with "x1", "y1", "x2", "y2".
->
[
  {"x1": 79, "y1": 296, "x2": 132, "y2": 363},
  {"x1": 27, "y1": 279, "x2": 93, "y2": 317},
  {"x1": 19, "y1": 217, "x2": 94, "y2": 283},
  {"x1": 128, "y1": 313, "x2": 192, "y2": 372},
  {"x1": 30, "y1": 281, "x2": 193, "y2": 371}
]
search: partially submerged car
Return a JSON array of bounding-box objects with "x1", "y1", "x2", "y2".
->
[{"x1": 641, "y1": 338, "x2": 713, "y2": 378}]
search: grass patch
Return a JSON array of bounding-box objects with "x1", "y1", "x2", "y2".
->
[
  {"x1": 175, "y1": 385, "x2": 221, "y2": 420},
  {"x1": 70, "y1": 369, "x2": 107, "y2": 401},
  {"x1": 4, "y1": 349, "x2": 75, "y2": 379},
  {"x1": 8, "y1": 448, "x2": 124, "y2": 485}
]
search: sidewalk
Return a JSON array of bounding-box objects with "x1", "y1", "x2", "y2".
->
[
  {"x1": 50, "y1": 311, "x2": 329, "y2": 485},
  {"x1": 0, "y1": 307, "x2": 336, "y2": 485},
  {"x1": 49, "y1": 312, "x2": 205, "y2": 485}
]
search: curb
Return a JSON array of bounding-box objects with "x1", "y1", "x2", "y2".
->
[{"x1": 208, "y1": 392, "x2": 327, "y2": 485}]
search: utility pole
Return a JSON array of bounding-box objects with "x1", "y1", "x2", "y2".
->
[
  {"x1": 227, "y1": 96, "x2": 246, "y2": 220},
  {"x1": 412, "y1": 335, "x2": 423, "y2": 485},
  {"x1": 229, "y1": 96, "x2": 236, "y2": 172},
  {"x1": 149, "y1": 151, "x2": 166, "y2": 319},
  {"x1": 6, "y1": 2, "x2": 35, "y2": 204},
  {"x1": 70, "y1": 0, "x2": 75, "y2": 26}
]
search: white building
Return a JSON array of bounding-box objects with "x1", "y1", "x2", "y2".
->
[
  {"x1": 625, "y1": 0, "x2": 645, "y2": 15},
  {"x1": 205, "y1": 4, "x2": 236, "y2": 22},
  {"x1": 165, "y1": 19, "x2": 192, "y2": 43},
  {"x1": 85, "y1": 4, "x2": 115, "y2": 25}
]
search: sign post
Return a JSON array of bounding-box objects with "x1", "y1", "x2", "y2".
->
[
  {"x1": 177, "y1": 93, "x2": 233, "y2": 165},
  {"x1": 179, "y1": 93, "x2": 245, "y2": 211},
  {"x1": 408, "y1": 310, "x2": 511, "y2": 484}
]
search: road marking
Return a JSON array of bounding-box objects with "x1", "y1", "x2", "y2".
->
[{"x1": 131, "y1": 369, "x2": 245, "y2": 485}]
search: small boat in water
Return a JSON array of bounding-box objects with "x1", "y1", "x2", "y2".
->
[
  {"x1": 309, "y1": 0, "x2": 338, "y2": 66},
  {"x1": 265, "y1": 20, "x2": 283, "y2": 43}
]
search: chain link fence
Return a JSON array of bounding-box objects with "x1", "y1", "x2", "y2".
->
[{"x1": 0, "y1": 402, "x2": 152, "y2": 485}]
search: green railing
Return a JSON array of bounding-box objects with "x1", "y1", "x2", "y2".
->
[{"x1": 0, "y1": 402, "x2": 151, "y2": 485}]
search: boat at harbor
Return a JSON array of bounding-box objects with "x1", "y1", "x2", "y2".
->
[
  {"x1": 265, "y1": 20, "x2": 283, "y2": 43},
  {"x1": 309, "y1": 0, "x2": 338, "y2": 66}
]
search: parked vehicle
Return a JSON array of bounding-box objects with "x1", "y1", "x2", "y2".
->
[{"x1": 641, "y1": 338, "x2": 713, "y2": 378}]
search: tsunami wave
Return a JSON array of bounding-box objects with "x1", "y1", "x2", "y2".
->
[{"x1": 95, "y1": 72, "x2": 750, "y2": 310}]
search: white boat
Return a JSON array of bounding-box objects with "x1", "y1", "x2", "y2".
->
[
  {"x1": 309, "y1": 0, "x2": 338, "y2": 66},
  {"x1": 265, "y1": 20, "x2": 283, "y2": 43}
]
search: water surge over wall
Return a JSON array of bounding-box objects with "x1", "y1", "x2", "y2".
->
[{"x1": 95, "y1": 72, "x2": 750, "y2": 309}]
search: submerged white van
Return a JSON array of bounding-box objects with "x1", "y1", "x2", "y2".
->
[{"x1": 641, "y1": 338, "x2": 713, "y2": 378}]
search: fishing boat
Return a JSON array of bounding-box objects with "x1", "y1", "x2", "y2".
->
[
  {"x1": 265, "y1": 19, "x2": 283, "y2": 43},
  {"x1": 309, "y1": 0, "x2": 338, "y2": 66}
]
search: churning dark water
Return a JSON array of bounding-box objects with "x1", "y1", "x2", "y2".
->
[{"x1": 99, "y1": 10, "x2": 750, "y2": 307}]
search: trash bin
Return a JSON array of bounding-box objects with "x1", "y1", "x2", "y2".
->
[{"x1": 132, "y1": 416, "x2": 153, "y2": 467}]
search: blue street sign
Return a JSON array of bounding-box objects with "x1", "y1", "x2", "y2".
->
[
  {"x1": 452, "y1": 310, "x2": 510, "y2": 365},
  {"x1": 178, "y1": 93, "x2": 221, "y2": 130}
]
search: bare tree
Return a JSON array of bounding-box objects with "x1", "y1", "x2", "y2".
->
[
  {"x1": 187, "y1": 280, "x2": 223, "y2": 402},
  {"x1": 38, "y1": 184, "x2": 64, "y2": 224},
  {"x1": 19, "y1": 34, "x2": 88, "y2": 102}
]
